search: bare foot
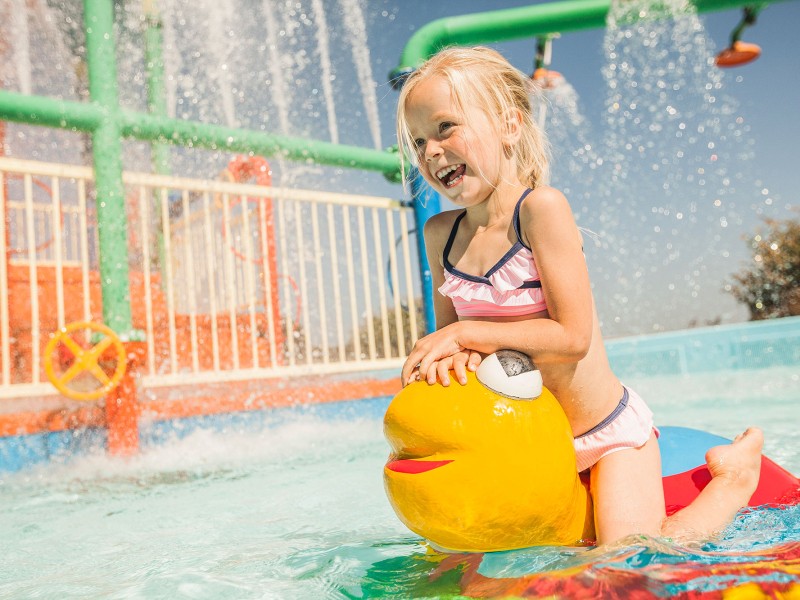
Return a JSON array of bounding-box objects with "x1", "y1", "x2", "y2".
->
[
  {"x1": 661, "y1": 428, "x2": 764, "y2": 541},
  {"x1": 705, "y1": 427, "x2": 763, "y2": 500}
]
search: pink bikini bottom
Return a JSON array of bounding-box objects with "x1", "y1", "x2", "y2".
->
[{"x1": 573, "y1": 386, "x2": 658, "y2": 473}]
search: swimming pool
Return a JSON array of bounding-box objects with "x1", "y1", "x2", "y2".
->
[{"x1": 1, "y1": 366, "x2": 798, "y2": 598}]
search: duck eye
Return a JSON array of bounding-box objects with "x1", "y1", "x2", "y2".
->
[{"x1": 475, "y1": 350, "x2": 542, "y2": 400}]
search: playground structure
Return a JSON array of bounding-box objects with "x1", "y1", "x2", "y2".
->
[
  {"x1": 0, "y1": 0, "x2": 794, "y2": 464},
  {"x1": 1, "y1": 155, "x2": 417, "y2": 453}
]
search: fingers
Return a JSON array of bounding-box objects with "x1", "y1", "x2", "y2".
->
[
  {"x1": 401, "y1": 341, "x2": 430, "y2": 386},
  {"x1": 417, "y1": 357, "x2": 453, "y2": 386},
  {"x1": 467, "y1": 350, "x2": 483, "y2": 372},
  {"x1": 452, "y1": 352, "x2": 468, "y2": 385},
  {"x1": 401, "y1": 349, "x2": 424, "y2": 386},
  {"x1": 436, "y1": 360, "x2": 451, "y2": 386},
  {"x1": 401, "y1": 359, "x2": 416, "y2": 387},
  {"x1": 402, "y1": 343, "x2": 479, "y2": 388}
]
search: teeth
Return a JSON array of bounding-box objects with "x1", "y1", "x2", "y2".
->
[{"x1": 436, "y1": 165, "x2": 459, "y2": 180}]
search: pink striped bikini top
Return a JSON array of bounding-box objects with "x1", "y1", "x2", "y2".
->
[{"x1": 438, "y1": 189, "x2": 549, "y2": 318}]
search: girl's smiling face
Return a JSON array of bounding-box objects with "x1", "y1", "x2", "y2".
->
[{"x1": 404, "y1": 75, "x2": 507, "y2": 207}]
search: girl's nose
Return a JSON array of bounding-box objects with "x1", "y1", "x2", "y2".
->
[{"x1": 424, "y1": 140, "x2": 443, "y2": 162}]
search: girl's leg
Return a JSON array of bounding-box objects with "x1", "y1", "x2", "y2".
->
[
  {"x1": 590, "y1": 428, "x2": 764, "y2": 545},
  {"x1": 590, "y1": 433, "x2": 666, "y2": 544},
  {"x1": 660, "y1": 427, "x2": 763, "y2": 540}
]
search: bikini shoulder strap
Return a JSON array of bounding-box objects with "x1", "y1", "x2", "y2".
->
[
  {"x1": 512, "y1": 188, "x2": 534, "y2": 250},
  {"x1": 442, "y1": 210, "x2": 467, "y2": 269}
]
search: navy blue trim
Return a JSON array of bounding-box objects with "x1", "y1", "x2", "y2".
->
[
  {"x1": 442, "y1": 210, "x2": 467, "y2": 274},
  {"x1": 484, "y1": 241, "x2": 525, "y2": 278},
  {"x1": 442, "y1": 189, "x2": 539, "y2": 288},
  {"x1": 512, "y1": 188, "x2": 533, "y2": 251},
  {"x1": 574, "y1": 387, "x2": 629, "y2": 439},
  {"x1": 519, "y1": 280, "x2": 542, "y2": 289}
]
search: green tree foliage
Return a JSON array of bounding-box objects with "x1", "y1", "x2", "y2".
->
[{"x1": 728, "y1": 216, "x2": 800, "y2": 320}]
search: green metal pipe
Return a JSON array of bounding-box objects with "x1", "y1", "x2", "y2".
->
[
  {"x1": 0, "y1": 89, "x2": 402, "y2": 178},
  {"x1": 392, "y1": 0, "x2": 790, "y2": 80},
  {"x1": 84, "y1": 0, "x2": 136, "y2": 338},
  {"x1": 0, "y1": 89, "x2": 102, "y2": 132},
  {"x1": 118, "y1": 111, "x2": 402, "y2": 177}
]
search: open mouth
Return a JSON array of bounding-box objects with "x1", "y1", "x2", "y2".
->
[
  {"x1": 435, "y1": 164, "x2": 466, "y2": 188},
  {"x1": 385, "y1": 458, "x2": 453, "y2": 474}
]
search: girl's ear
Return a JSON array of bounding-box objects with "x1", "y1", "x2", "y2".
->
[{"x1": 500, "y1": 108, "x2": 524, "y2": 147}]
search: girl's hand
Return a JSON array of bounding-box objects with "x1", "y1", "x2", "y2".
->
[
  {"x1": 401, "y1": 323, "x2": 473, "y2": 386},
  {"x1": 404, "y1": 350, "x2": 482, "y2": 386},
  {"x1": 437, "y1": 350, "x2": 484, "y2": 386}
]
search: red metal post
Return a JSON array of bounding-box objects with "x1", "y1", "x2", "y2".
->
[
  {"x1": 105, "y1": 341, "x2": 146, "y2": 456},
  {"x1": 261, "y1": 196, "x2": 284, "y2": 365}
]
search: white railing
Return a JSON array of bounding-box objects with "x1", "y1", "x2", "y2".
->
[{"x1": 1, "y1": 157, "x2": 420, "y2": 398}]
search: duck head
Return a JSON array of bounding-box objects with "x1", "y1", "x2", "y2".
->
[{"x1": 384, "y1": 351, "x2": 592, "y2": 552}]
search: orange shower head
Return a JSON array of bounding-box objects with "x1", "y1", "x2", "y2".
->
[
  {"x1": 531, "y1": 67, "x2": 564, "y2": 89},
  {"x1": 715, "y1": 40, "x2": 762, "y2": 67}
]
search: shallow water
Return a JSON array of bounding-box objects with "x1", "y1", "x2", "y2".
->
[{"x1": 0, "y1": 367, "x2": 798, "y2": 599}]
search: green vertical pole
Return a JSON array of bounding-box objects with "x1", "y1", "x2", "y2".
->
[{"x1": 84, "y1": 0, "x2": 136, "y2": 337}]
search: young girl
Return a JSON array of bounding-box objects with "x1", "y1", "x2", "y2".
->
[{"x1": 396, "y1": 46, "x2": 763, "y2": 545}]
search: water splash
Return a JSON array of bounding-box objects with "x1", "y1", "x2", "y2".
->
[
  {"x1": 533, "y1": 0, "x2": 782, "y2": 335},
  {"x1": 310, "y1": 0, "x2": 339, "y2": 144},
  {"x1": 159, "y1": 0, "x2": 180, "y2": 119},
  {"x1": 9, "y1": 0, "x2": 32, "y2": 95},
  {"x1": 1, "y1": 399, "x2": 797, "y2": 598},
  {"x1": 558, "y1": 0, "x2": 776, "y2": 334},
  {"x1": 203, "y1": 0, "x2": 239, "y2": 128},
  {"x1": 261, "y1": 0, "x2": 293, "y2": 135},
  {"x1": 532, "y1": 79, "x2": 605, "y2": 211},
  {"x1": 2, "y1": 0, "x2": 382, "y2": 189},
  {"x1": 339, "y1": 0, "x2": 382, "y2": 150}
]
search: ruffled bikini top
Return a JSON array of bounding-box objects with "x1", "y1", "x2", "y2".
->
[{"x1": 438, "y1": 189, "x2": 548, "y2": 318}]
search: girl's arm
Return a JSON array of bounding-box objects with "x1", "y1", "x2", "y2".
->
[
  {"x1": 400, "y1": 213, "x2": 482, "y2": 386},
  {"x1": 403, "y1": 187, "x2": 593, "y2": 382}
]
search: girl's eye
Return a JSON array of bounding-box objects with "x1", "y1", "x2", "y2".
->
[
  {"x1": 439, "y1": 122, "x2": 455, "y2": 134},
  {"x1": 413, "y1": 138, "x2": 426, "y2": 150}
]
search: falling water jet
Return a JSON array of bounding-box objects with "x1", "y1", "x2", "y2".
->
[
  {"x1": 203, "y1": 0, "x2": 238, "y2": 128},
  {"x1": 10, "y1": 0, "x2": 32, "y2": 96},
  {"x1": 339, "y1": 0, "x2": 382, "y2": 151},
  {"x1": 310, "y1": 0, "x2": 340, "y2": 144},
  {"x1": 589, "y1": 0, "x2": 769, "y2": 333},
  {"x1": 159, "y1": 0, "x2": 181, "y2": 119}
]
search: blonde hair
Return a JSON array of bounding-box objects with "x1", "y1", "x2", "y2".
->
[{"x1": 396, "y1": 46, "x2": 550, "y2": 189}]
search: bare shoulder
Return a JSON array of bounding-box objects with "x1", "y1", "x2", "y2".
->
[
  {"x1": 519, "y1": 185, "x2": 572, "y2": 221},
  {"x1": 423, "y1": 209, "x2": 462, "y2": 246},
  {"x1": 517, "y1": 186, "x2": 580, "y2": 248}
]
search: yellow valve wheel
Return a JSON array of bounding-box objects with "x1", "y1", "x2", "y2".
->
[{"x1": 44, "y1": 321, "x2": 127, "y2": 401}]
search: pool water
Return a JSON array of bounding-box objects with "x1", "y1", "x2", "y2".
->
[{"x1": 1, "y1": 367, "x2": 798, "y2": 599}]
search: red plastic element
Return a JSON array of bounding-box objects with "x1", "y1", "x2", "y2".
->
[
  {"x1": 105, "y1": 341, "x2": 146, "y2": 456},
  {"x1": 531, "y1": 68, "x2": 564, "y2": 90},
  {"x1": 663, "y1": 455, "x2": 800, "y2": 516},
  {"x1": 220, "y1": 155, "x2": 285, "y2": 364},
  {"x1": 715, "y1": 41, "x2": 761, "y2": 67},
  {"x1": 386, "y1": 459, "x2": 454, "y2": 474}
]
